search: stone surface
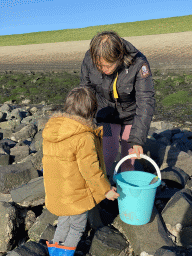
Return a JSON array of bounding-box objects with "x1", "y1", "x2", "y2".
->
[
  {"x1": 28, "y1": 208, "x2": 58, "y2": 242},
  {"x1": 0, "y1": 202, "x2": 18, "y2": 253},
  {"x1": 0, "y1": 160, "x2": 38, "y2": 193},
  {"x1": 89, "y1": 226, "x2": 128, "y2": 256},
  {"x1": 10, "y1": 124, "x2": 37, "y2": 142},
  {"x1": 10, "y1": 145, "x2": 30, "y2": 163},
  {"x1": 6, "y1": 241, "x2": 48, "y2": 256},
  {"x1": 112, "y1": 207, "x2": 175, "y2": 256},
  {"x1": 161, "y1": 188, "x2": 192, "y2": 228},
  {"x1": 10, "y1": 177, "x2": 45, "y2": 207}
]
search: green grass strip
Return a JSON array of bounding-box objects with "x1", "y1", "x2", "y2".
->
[{"x1": 0, "y1": 15, "x2": 191, "y2": 46}]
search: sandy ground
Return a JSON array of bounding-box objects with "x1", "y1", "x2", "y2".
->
[{"x1": 0, "y1": 31, "x2": 192, "y2": 73}]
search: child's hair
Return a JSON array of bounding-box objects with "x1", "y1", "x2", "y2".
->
[{"x1": 63, "y1": 87, "x2": 97, "y2": 119}]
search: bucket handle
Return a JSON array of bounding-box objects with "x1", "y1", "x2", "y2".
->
[{"x1": 114, "y1": 154, "x2": 161, "y2": 180}]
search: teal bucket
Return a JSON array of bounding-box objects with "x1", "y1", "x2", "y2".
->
[{"x1": 113, "y1": 154, "x2": 161, "y2": 225}]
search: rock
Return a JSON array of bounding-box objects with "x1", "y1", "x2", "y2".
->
[
  {"x1": 30, "y1": 150, "x2": 43, "y2": 171},
  {"x1": 6, "y1": 241, "x2": 48, "y2": 256},
  {"x1": 29, "y1": 107, "x2": 38, "y2": 114},
  {"x1": 33, "y1": 131, "x2": 43, "y2": 152},
  {"x1": 0, "y1": 202, "x2": 18, "y2": 253},
  {"x1": 150, "y1": 121, "x2": 174, "y2": 130},
  {"x1": 21, "y1": 116, "x2": 35, "y2": 125},
  {"x1": 0, "y1": 192, "x2": 12, "y2": 203},
  {"x1": 178, "y1": 226, "x2": 192, "y2": 248},
  {"x1": 0, "y1": 112, "x2": 6, "y2": 122},
  {"x1": 0, "y1": 160, "x2": 38, "y2": 193},
  {"x1": 0, "y1": 129, "x2": 14, "y2": 139},
  {"x1": 7, "y1": 109, "x2": 23, "y2": 122},
  {"x1": 0, "y1": 154, "x2": 10, "y2": 166},
  {"x1": 40, "y1": 224, "x2": 56, "y2": 242},
  {"x1": 154, "y1": 246, "x2": 188, "y2": 256},
  {"x1": 112, "y1": 207, "x2": 175, "y2": 256},
  {"x1": 37, "y1": 117, "x2": 49, "y2": 131},
  {"x1": 161, "y1": 188, "x2": 192, "y2": 228},
  {"x1": 0, "y1": 121, "x2": 15, "y2": 130},
  {"x1": 10, "y1": 177, "x2": 45, "y2": 207},
  {"x1": 10, "y1": 124, "x2": 37, "y2": 142},
  {"x1": 21, "y1": 99, "x2": 31, "y2": 104},
  {"x1": 161, "y1": 166, "x2": 190, "y2": 189},
  {"x1": 0, "y1": 104, "x2": 12, "y2": 113},
  {"x1": 28, "y1": 208, "x2": 58, "y2": 242},
  {"x1": 144, "y1": 138, "x2": 192, "y2": 176},
  {"x1": 0, "y1": 139, "x2": 17, "y2": 148},
  {"x1": 24, "y1": 210, "x2": 37, "y2": 231},
  {"x1": 10, "y1": 145, "x2": 30, "y2": 163},
  {"x1": 89, "y1": 226, "x2": 128, "y2": 256}
]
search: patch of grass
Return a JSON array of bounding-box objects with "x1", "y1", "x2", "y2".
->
[
  {"x1": 162, "y1": 91, "x2": 192, "y2": 106},
  {"x1": 0, "y1": 72, "x2": 80, "y2": 104},
  {"x1": 0, "y1": 15, "x2": 191, "y2": 46},
  {"x1": 153, "y1": 72, "x2": 192, "y2": 122}
]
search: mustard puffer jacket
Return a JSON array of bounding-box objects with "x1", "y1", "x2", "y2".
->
[{"x1": 42, "y1": 113, "x2": 111, "y2": 216}]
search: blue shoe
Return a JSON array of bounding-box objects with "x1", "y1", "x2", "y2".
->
[
  {"x1": 55, "y1": 243, "x2": 76, "y2": 256},
  {"x1": 46, "y1": 241, "x2": 57, "y2": 256}
]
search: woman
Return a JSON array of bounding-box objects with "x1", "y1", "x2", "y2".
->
[{"x1": 80, "y1": 31, "x2": 155, "y2": 183}]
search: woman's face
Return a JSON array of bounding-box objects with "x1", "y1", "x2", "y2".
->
[{"x1": 97, "y1": 57, "x2": 119, "y2": 75}]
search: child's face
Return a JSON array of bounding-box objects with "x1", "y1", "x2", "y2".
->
[{"x1": 97, "y1": 57, "x2": 119, "y2": 75}]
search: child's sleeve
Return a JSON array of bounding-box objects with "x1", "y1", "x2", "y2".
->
[{"x1": 76, "y1": 133, "x2": 111, "y2": 204}]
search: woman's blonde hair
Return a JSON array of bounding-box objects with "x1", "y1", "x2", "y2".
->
[
  {"x1": 90, "y1": 31, "x2": 133, "y2": 69},
  {"x1": 63, "y1": 87, "x2": 97, "y2": 119}
]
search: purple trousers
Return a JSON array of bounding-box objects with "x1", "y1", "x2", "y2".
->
[{"x1": 99, "y1": 123, "x2": 135, "y2": 180}]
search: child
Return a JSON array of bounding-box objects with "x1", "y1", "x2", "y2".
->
[{"x1": 42, "y1": 87, "x2": 119, "y2": 256}]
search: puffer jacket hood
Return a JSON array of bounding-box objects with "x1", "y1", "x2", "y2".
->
[{"x1": 43, "y1": 112, "x2": 101, "y2": 143}]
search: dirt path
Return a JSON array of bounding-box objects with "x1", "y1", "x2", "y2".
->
[{"x1": 0, "y1": 31, "x2": 191, "y2": 73}]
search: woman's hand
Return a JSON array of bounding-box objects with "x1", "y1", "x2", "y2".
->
[
  {"x1": 132, "y1": 145, "x2": 143, "y2": 159},
  {"x1": 105, "y1": 186, "x2": 120, "y2": 201}
]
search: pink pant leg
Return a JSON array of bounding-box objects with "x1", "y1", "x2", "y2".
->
[
  {"x1": 120, "y1": 125, "x2": 135, "y2": 172},
  {"x1": 101, "y1": 123, "x2": 121, "y2": 178}
]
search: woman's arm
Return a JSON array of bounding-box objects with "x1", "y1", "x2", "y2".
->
[{"x1": 128, "y1": 62, "x2": 155, "y2": 147}]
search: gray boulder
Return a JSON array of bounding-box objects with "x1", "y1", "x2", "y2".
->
[
  {"x1": 0, "y1": 160, "x2": 39, "y2": 193},
  {"x1": 10, "y1": 145, "x2": 30, "y2": 163},
  {"x1": 33, "y1": 131, "x2": 43, "y2": 152},
  {"x1": 0, "y1": 154, "x2": 10, "y2": 166},
  {"x1": 6, "y1": 241, "x2": 48, "y2": 256},
  {"x1": 37, "y1": 117, "x2": 49, "y2": 132},
  {"x1": 18, "y1": 150, "x2": 43, "y2": 172},
  {"x1": 7, "y1": 109, "x2": 23, "y2": 122},
  {"x1": 10, "y1": 177, "x2": 45, "y2": 207},
  {"x1": 0, "y1": 104, "x2": 12, "y2": 113},
  {"x1": 28, "y1": 208, "x2": 58, "y2": 242},
  {"x1": 112, "y1": 207, "x2": 175, "y2": 256},
  {"x1": 10, "y1": 124, "x2": 37, "y2": 142},
  {"x1": 89, "y1": 226, "x2": 128, "y2": 256},
  {"x1": 0, "y1": 112, "x2": 6, "y2": 122},
  {"x1": 21, "y1": 116, "x2": 35, "y2": 125},
  {"x1": 0, "y1": 120, "x2": 19, "y2": 131},
  {"x1": 0, "y1": 201, "x2": 18, "y2": 253},
  {"x1": 161, "y1": 189, "x2": 192, "y2": 228}
]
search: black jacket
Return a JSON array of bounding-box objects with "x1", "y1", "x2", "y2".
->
[{"x1": 80, "y1": 39, "x2": 155, "y2": 147}]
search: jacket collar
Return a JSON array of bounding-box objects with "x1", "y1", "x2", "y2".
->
[{"x1": 51, "y1": 112, "x2": 103, "y2": 137}]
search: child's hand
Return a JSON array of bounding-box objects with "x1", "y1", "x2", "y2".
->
[{"x1": 105, "y1": 186, "x2": 120, "y2": 201}]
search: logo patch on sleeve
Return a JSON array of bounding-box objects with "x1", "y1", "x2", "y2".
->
[{"x1": 140, "y1": 63, "x2": 150, "y2": 78}]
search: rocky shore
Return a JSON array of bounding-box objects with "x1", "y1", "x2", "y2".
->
[{"x1": 0, "y1": 102, "x2": 191, "y2": 256}]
